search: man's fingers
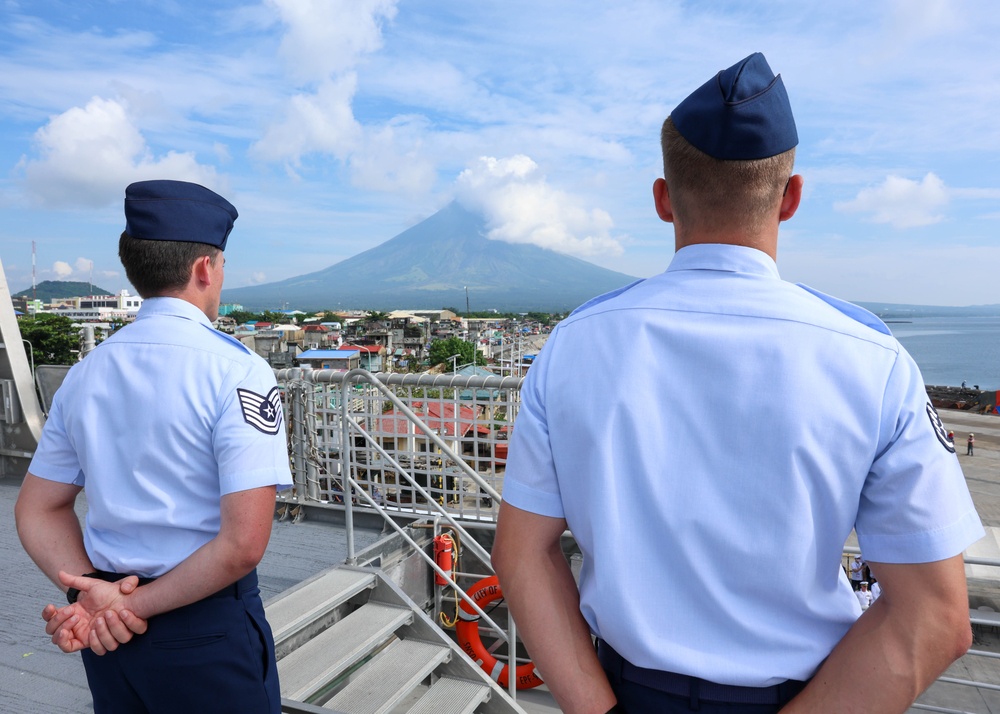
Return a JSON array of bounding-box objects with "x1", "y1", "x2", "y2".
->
[
  {"x1": 120, "y1": 610, "x2": 148, "y2": 635},
  {"x1": 52, "y1": 625, "x2": 86, "y2": 654},
  {"x1": 118, "y1": 576, "x2": 139, "y2": 594},
  {"x1": 101, "y1": 609, "x2": 133, "y2": 646},
  {"x1": 88, "y1": 617, "x2": 110, "y2": 656},
  {"x1": 44, "y1": 608, "x2": 78, "y2": 637}
]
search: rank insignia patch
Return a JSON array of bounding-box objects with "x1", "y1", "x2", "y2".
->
[
  {"x1": 926, "y1": 402, "x2": 955, "y2": 454},
  {"x1": 238, "y1": 387, "x2": 284, "y2": 435}
]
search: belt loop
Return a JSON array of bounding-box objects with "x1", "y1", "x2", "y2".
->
[{"x1": 689, "y1": 677, "x2": 700, "y2": 711}]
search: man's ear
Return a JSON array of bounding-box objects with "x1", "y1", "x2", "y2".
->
[
  {"x1": 191, "y1": 254, "x2": 214, "y2": 287},
  {"x1": 653, "y1": 178, "x2": 674, "y2": 223},
  {"x1": 779, "y1": 174, "x2": 804, "y2": 222}
]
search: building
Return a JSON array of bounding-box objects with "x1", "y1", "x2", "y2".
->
[
  {"x1": 44, "y1": 290, "x2": 142, "y2": 322},
  {"x1": 297, "y1": 348, "x2": 362, "y2": 371}
]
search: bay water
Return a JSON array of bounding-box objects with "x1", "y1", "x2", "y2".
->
[{"x1": 888, "y1": 316, "x2": 1000, "y2": 390}]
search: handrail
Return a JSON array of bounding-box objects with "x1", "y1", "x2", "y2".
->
[
  {"x1": 275, "y1": 367, "x2": 522, "y2": 663},
  {"x1": 339, "y1": 467, "x2": 511, "y2": 646}
]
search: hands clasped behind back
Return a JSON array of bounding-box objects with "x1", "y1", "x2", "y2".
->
[{"x1": 42, "y1": 572, "x2": 149, "y2": 655}]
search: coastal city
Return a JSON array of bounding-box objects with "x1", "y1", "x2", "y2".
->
[{"x1": 9, "y1": 285, "x2": 553, "y2": 377}]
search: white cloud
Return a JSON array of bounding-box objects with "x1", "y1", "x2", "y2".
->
[
  {"x1": 52, "y1": 261, "x2": 72, "y2": 278},
  {"x1": 20, "y1": 96, "x2": 222, "y2": 208},
  {"x1": 252, "y1": 0, "x2": 445, "y2": 194},
  {"x1": 251, "y1": 76, "x2": 362, "y2": 165},
  {"x1": 250, "y1": 271, "x2": 267, "y2": 284},
  {"x1": 835, "y1": 173, "x2": 949, "y2": 229},
  {"x1": 455, "y1": 155, "x2": 624, "y2": 258},
  {"x1": 253, "y1": 0, "x2": 398, "y2": 167},
  {"x1": 48, "y1": 257, "x2": 98, "y2": 281},
  {"x1": 348, "y1": 119, "x2": 437, "y2": 194},
  {"x1": 266, "y1": 0, "x2": 398, "y2": 84}
]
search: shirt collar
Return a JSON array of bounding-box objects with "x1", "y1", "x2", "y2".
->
[
  {"x1": 135, "y1": 297, "x2": 214, "y2": 328},
  {"x1": 666, "y1": 243, "x2": 780, "y2": 279}
]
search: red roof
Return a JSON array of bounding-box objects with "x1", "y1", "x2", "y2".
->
[
  {"x1": 344, "y1": 344, "x2": 384, "y2": 354},
  {"x1": 376, "y1": 401, "x2": 477, "y2": 437}
]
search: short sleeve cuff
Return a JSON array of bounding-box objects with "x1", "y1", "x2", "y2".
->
[
  {"x1": 219, "y1": 467, "x2": 292, "y2": 495},
  {"x1": 858, "y1": 509, "x2": 986, "y2": 563},
  {"x1": 501, "y1": 478, "x2": 565, "y2": 519},
  {"x1": 26, "y1": 456, "x2": 84, "y2": 486}
]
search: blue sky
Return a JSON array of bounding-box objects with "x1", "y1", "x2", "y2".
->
[{"x1": 2, "y1": 0, "x2": 999, "y2": 307}]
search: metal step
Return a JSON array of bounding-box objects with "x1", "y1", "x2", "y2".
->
[
  {"x1": 267, "y1": 568, "x2": 377, "y2": 650},
  {"x1": 279, "y1": 602, "x2": 414, "y2": 702},
  {"x1": 324, "y1": 638, "x2": 452, "y2": 714},
  {"x1": 406, "y1": 676, "x2": 491, "y2": 714}
]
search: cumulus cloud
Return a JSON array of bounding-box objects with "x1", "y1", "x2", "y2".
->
[
  {"x1": 455, "y1": 155, "x2": 624, "y2": 258},
  {"x1": 267, "y1": 0, "x2": 398, "y2": 84},
  {"x1": 48, "y1": 257, "x2": 96, "y2": 281},
  {"x1": 835, "y1": 173, "x2": 949, "y2": 229},
  {"x1": 251, "y1": 76, "x2": 362, "y2": 165},
  {"x1": 20, "y1": 96, "x2": 222, "y2": 208},
  {"x1": 52, "y1": 261, "x2": 73, "y2": 278},
  {"x1": 348, "y1": 119, "x2": 437, "y2": 194},
  {"x1": 250, "y1": 271, "x2": 268, "y2": 284},
  {"x1": 254, "y1": 0, "x2": 431, "y2": 190}
]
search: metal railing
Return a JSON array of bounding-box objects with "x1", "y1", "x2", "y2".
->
[{"x1": 275, "y1": 367, "x2": 527, "y2": 697}]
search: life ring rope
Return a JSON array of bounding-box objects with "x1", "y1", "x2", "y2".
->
[{"x1": 455, "y1": 575, "x2": 544, "y2": 690}]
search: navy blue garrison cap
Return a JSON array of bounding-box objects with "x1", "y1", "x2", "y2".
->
[
  {"x1": 671, "y1": 52, "x2": 798, "y2": 161},
  {"x1": 124, "y1": 180, "x2": 238, "y2": 250}
]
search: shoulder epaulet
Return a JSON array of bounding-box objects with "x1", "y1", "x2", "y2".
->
[
  {"x1": 569, "y1": 278, "x2": 646, "y2": 317},
  {"x1": 796, "y1": 284, "x2": 891, "y2": 336},
  {"x1": 204, "y1": 324, "x2": 255, "y2": 354}
]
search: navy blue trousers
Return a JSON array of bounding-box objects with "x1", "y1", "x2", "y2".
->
[
  {"x1": 599, "y1": 640, "x2": 806, "y2": 713},
  {"x1": 609, "y1": 677, "x2": 802, "y2": 714},
  {"x1": 81, "y1": 570, "x2": 279, "y2": 714}
]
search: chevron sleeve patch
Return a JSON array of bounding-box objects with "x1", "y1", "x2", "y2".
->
[{"x1": 237, "y1": 387, "x2": 284, "y2": 435}]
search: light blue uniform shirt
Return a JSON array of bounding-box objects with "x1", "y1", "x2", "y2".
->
[
  {"x1": 29, "y1": 297, "x2": 292, "y2": 577},
  {"x1": 503, "y1": 243, "x2": 984, "y2": 686}
]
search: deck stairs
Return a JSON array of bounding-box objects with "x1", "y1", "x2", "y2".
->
[{"x1": 266, "y1": 564, "x2": 527, "y2": 714}]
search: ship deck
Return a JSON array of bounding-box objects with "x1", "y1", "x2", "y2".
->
[{"x1": 3, "y1": 408, "x2": 1000, "y2": 713}]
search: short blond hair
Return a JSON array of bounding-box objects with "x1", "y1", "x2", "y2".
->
[{"x1": 661, "y1": 117, "x2": 795, "y2": 235}]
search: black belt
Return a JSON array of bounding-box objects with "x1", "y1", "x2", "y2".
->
[
  {"x1": 597, "y1": 639, "x2": 807, "y2": 706},
  {"x1": 83, "y1": 569, "x2": 258, "y2": 600}
]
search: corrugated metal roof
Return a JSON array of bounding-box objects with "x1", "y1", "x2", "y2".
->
[{"x1": 298, "y1": 348, "x2": 361, "y2": 359}]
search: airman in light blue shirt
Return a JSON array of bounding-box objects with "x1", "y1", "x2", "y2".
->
[
  {"x1": 494, "y1": 53, "x2": 983, "y2": 714},
  {"x1": 17, "y1": 180, "x2": 290, "y2": 713}
]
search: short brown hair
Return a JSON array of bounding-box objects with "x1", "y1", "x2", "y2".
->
[
  {"x1": 661, "y1": 116, "x2": 795, "y2": 235},
  {"x1": 118, "y1": 232, "x2": 219, "y2": 298}
]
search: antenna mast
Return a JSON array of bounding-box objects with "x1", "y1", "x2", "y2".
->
[{"x1": 32, "y1": 240, "x2": 37, "y2": 302}]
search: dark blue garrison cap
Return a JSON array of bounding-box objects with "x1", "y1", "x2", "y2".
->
[
  {"x1": 124, "y1": 180, "x2": 238, "y2": 250},
  {"x1": 672, "y1": 52, "x2": 797, "y2": 161}
]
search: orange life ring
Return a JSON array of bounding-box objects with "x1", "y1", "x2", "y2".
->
[{"x1": 455, "y1": 575, "x2": 544, "y2": 689}]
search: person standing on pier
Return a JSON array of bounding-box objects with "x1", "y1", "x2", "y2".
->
[
  {"x1": 15, "y1": 180, "x2": 292, "y2": 714},
  {"x1": 494, "y1": 53, "x2": 983, "y2": 714},
  {"x1": 968, "y1": 433, "x2": 975, "y2": 456}
]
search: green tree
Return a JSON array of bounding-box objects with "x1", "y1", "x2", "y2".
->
[
  {"x1": 18, "y1": 314, "x2": 80, "y2": 365},
  {"x1": 258, "y1": 310, "x2": 288, "y2": 324},
  {"x1": 525, "y1": 311, "x2": 553, "y2": 326},
  {"x1": 227, "y1": 310, "x2": 256, "y2": 325},
  {"x1": 366, "y1": 310, "x2": 390, "y2": 322},
  {"x1": 428, "y1": 336, "x2": 483, "y2": 368}
]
